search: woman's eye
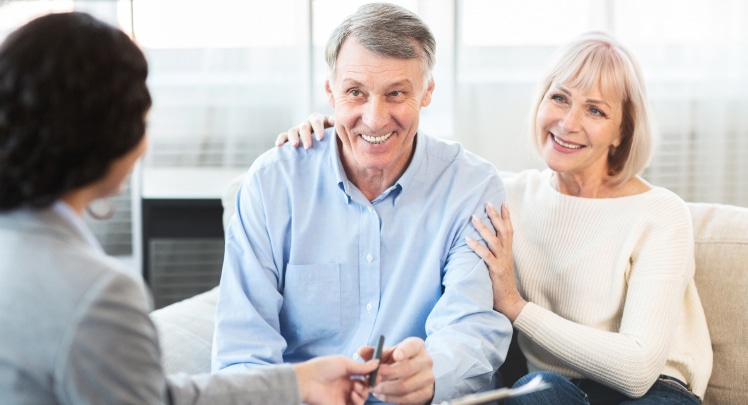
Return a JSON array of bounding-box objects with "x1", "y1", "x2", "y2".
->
[
  {"x1": 590, "y1": 107, "x2": 606, "y2": 117},
  {"x1": 551, "y1": 94, "x2": 565, "y2": 103}
]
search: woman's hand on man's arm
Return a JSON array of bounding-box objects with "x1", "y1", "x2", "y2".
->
[{"x1": 466, "y1": 202, "x2": 527, "y2": 322}]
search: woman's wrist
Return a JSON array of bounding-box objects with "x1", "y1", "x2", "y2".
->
[{"x1": 495, "y1": 296, "x2": 528, "y2": 323}]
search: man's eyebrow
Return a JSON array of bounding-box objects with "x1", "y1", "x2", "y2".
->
[
  {"x1": 387, "y1": 80, "x2": 414, "y2": 88},
  {"x1": 340, "y1": 78, "x2": 364, "y2": 87},
  {"x1": 339, "y1": 78, "x2": 414, "y2": 88}
]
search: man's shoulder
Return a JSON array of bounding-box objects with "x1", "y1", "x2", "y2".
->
[
  {"x1": 415, "y1": 133, "x2": 505, "y2": 202},
  {"x1": 420, "y1": 133, "x2": 497, "y2": 175},
  {"x1": 248, "y1": 135, "x2": 333, "y2": 178}
]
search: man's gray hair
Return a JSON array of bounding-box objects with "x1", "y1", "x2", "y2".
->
[{"x1": 325, "y1": 2, "x2": 436, "y2": 82}]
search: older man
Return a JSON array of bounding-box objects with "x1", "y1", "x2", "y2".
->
[{"x1": 212, "y1": 3, "x2": 512, "y2": 404}]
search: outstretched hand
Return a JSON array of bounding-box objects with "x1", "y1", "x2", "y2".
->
[
  {"x1": 466, "y1": 202, "x2": 527, "y2": 322},
  {"x1": 275, "y1": 112, "x2": 334, "y2": 149},
  {"x1": 359, "y1": 337, "x2": 435, "y2": 405},
  {"x1": 294, "y1": 355, "x2": 379, "y2": 405}
]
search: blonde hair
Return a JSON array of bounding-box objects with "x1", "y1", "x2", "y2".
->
[{"x1": 528, "y1": 32, "x2": 656, "y2": 185}]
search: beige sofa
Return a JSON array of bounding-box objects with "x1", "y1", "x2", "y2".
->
[{"x1": 151, "y1": 198, "x2": 748, "y2": 404}]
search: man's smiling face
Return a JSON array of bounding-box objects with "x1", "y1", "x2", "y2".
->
[{"x1": 326, "y1": 37, "x2": 434, "y2": 184}]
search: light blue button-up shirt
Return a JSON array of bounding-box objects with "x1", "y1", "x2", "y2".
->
[{"x1": 213, "y1": 128, "x2": 512, "y2": 402}]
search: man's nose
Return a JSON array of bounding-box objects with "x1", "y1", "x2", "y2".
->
[{"x1": 361, "y1": 97, "x2": 389, "y2": 132}]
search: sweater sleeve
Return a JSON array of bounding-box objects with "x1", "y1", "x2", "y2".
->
[{"x1": 513, "y1": 194, "x2": 695, "y2": 398}]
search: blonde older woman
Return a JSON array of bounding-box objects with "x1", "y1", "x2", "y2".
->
[
  {"x1": 465, "y1": 32, "x2": 712, "y2": 404},
  {"x1": 278, "y1": 32, "x2": 712, "y2": 405}
]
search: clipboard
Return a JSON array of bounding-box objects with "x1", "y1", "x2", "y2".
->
[{"x1": 436, "y1": 375, "x2": 551, "y2": 405}]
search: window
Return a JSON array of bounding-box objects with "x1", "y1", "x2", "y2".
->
[{"x1": 2, "y1": 0, "x2": 746, "y2": 261}]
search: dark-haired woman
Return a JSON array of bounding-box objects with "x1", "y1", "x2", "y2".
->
[{"x1": 0, "y1": 12, "x2": 375, "y2": 405}]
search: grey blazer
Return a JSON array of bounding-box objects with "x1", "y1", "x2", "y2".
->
[{"x1": 0, "y1": 207, "x2": 300, "y2": 404}]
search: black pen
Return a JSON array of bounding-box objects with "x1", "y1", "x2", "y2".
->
[{"x1": 369, "y1": 335, "x2": 385, "y2": 387}]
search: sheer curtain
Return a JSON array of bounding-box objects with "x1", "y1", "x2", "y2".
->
[
  {"x1": 618, "y1": 0, "x2": 748, "y2": 204},
  {"x1": 1, "y1": 0, "x2": 746, "y2": 260},
  {"x1": 133, "y1": 0, "x2": 312, "y2": 168}
]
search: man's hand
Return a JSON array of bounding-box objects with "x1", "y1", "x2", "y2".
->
[
  {"x1": 275, "y1": 112, "x2": 333, "y2": 149},
  {"x1": 359, "y1": 337, "x2": 435, "y2": 405},
  {"x1": 294, "y1": 355, "x2": 379, "y2": 405}
]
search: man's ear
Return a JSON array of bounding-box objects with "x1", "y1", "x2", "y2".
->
[
  {"x1": 421, "y1": 78, "x2": 435, "y2": 107},
  {"x1": 325, "y1": 80, "x2": 335, "y2": 108}
]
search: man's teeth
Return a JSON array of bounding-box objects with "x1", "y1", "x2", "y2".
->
[
  {"x1": 361, "y1": 132, "x2": 393, "y2": 144},
  {"x1": 553, "y1": 134, "x2": 583, "y2": 149}
]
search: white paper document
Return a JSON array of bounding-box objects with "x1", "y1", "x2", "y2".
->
[{"x1": 436, "y1": 375, "x2": 552, "y2": 405}]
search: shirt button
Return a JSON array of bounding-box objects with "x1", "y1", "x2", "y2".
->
[
  {"x1": 368, "y1": 206, "x2": 374, "y2": 212},
  {"x1": 366, "y1": 302, "x2": 373, "y2": 311},
  {"x1": 352, "y1": 352, "x2": 360, "y2": 360},
  {"x1": 366, "y1": 254, "x2": 373, "y2": 262}
]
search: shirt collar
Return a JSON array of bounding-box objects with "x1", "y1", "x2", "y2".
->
[
  {"x1": 392, "y1": 131, "x2": 424, "y2": 198},
  {"x1": 330, "y1": 130, "x2": 426, "y2": 207},
  {"x1": 51, "y1": 200, "x2": 105, "y2": 253},
  {"x1": 330, "y1": 133, "x2": 354, "y2": 205}
]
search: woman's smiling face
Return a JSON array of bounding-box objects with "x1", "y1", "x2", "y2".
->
[{"x1": 536, "y1": 82, "x2": 623, "y2": 180}]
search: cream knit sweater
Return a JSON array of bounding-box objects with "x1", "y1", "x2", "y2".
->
[{"x1": 506, "y1": 169, "x2": 712, "y2": 398}]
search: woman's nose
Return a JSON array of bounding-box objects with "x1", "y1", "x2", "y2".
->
[{"x1": 559, "y1": 107, "x2": 582, "y2": 133}]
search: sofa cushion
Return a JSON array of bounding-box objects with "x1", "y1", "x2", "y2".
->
[
  {"x1": 150, "y1": 286, "x2": 218, "y2": 375},
  {"x1": 688, "y1": 203, "x2": 748, "y2": 405}
]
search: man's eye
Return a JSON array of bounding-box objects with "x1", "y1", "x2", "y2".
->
[
  {"x1": 388, "y1": 91, "x2": 402, "y2": 97},
  {"x1": 349, "y1": 89, "x2": 362, "y2": 97}
]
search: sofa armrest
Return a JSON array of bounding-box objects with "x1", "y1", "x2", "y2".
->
[{"x1": 688, "y1": 202, "x2": 748, "y2": 405}]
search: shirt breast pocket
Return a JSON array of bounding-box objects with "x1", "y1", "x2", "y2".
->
[{"x1": 281, "y1": 263, "x2": 342, "y2": 341}]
